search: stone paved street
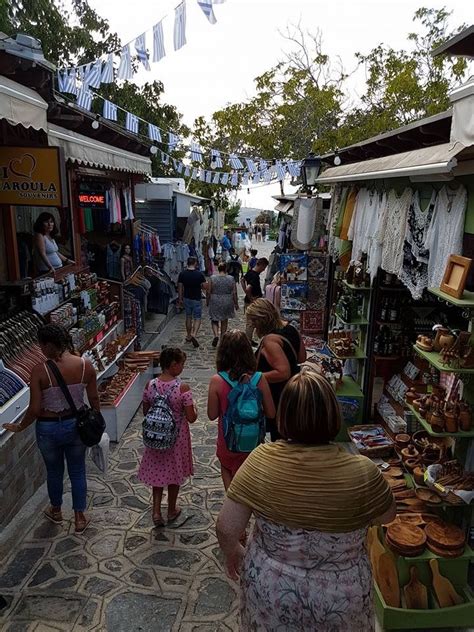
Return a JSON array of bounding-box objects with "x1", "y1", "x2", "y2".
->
[{"x1": 0, "y1": 241, "x2": 275, "y2": 632}]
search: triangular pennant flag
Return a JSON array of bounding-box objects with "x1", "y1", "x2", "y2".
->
[
  {"x1": 229, "y1": 153, "x2": 244, "y2": 169},
  {"x1": 135, "y1": 33, "x2": 151, "y2": 71},
  {"x1": 148, "y1": 123, "x2": 162, "y2": 143},
  {"x1": 125, "y1": 112, "x2": 139, "y2": 134},
  {"x1": 174, "y1": 1, "x2": 187, "y2": 51},
  {"x1": 117, "y1": 45, "x2": 133, "y2": 81},
  {"x1": 103, "y1": 100, "x2": 118, "y2": 121},
  {"x1": 153, "y1": 20, "x2": 166, "y2": 63},
  {"x1": 57, "y1": 69, "x2": 68, "y2": 92},
  {"x1": 212, "y1": 172, "x2": 221, "y2": 184},
  {"x1": 211, "y1": 149, "x2": 223, "y2": 169},
  {"x1": 263, "y1": 169, "x2": 272, "y2": 182},
  {"x1": 101, "y1": 53, "x2": 114, "y2": 84},
  {"x1": 259, "y1": 159, "x2": 268, "y2": 172},
  {"x1": 197, "y1": 0, "x2": 217, "y2": 24}
]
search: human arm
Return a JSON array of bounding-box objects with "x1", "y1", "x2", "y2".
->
[
  {"x1": 259, "y1": 337, "x2": 291, "y2": 384},
  {"x1": 206, "y1": 278, "x2": 212, "y2": 306},
  {"x1": 142, "y1": 379, "x2": 153, "y2": 416},
  {"x1": 296, "y1": 332, "x2": 307, "y2": 363},
  {"x1": 232, "y1": 281, "x2": 239, "y2": 310},
  {"x1": 207, "y1": 374, "x2": 221, "y2": 420},
  {"x1": 181, "y1": 383, "x2": 197, "y2": 423},
  {"x1": 177, "y1": 282, "x2": 184, "y2": 307},
  {"x1": 257, "y1": 374, "x2": 276, "y2": 419},
  {"x1": 216, "y1": 498, "x2": 252, "y2": 580},
  {"x1": 121, "y1": 257, "x2": 126, "y2": 280},
  {"x1": 2, "y1": 364, "x2": 43, "y2": 432},
  {"x1": 84, "y1": 360, "x2": 100, "y2": 411},
  {"x1": 58, "y1": 252, "x2": 74, "y2": 265},
  {"x1": 34, "y1": 233, "x2": 54, "y2": 273}
]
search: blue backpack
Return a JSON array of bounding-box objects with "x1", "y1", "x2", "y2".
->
[{"x1": 219, "y1": 371, "x2": 265, "y2": 453}]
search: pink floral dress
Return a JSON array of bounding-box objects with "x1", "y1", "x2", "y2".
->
[
  {"x1": 138, "y1": 378, "x2": 194, "y2": 487},
  {"x1": 241, "y1": 517, "x2": 374, "y2": 631}
]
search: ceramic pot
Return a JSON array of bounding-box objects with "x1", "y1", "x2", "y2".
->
[
  {"x1": 459, "y1": 408, "x2": 471, "y2": 432},
  {"x1": 444, "y1": 412, "x2": 458, "y2": 433},
  {"x1": 430, "y1": 410, "x2": 445, "y2": 433},
  {"x1": 395, "y1": 433, "x2": 411, "y2": 449},
  {"x1": 438, "y1": 329, "x2": 455, "y2": 350},
  {"x1": 401, "y1": 445, "x2": 419, "y2": 462},
  {"x1": 405, "y1": 457, "x2": 420, "y2": 472}
]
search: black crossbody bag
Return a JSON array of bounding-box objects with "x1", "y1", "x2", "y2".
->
[{"x1": 46, "y1": 360, "x2": 106, "y2": 447}]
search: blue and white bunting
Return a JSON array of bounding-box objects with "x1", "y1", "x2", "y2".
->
[
  {"x1": 253, "y1": 172, "x2": 261, "y2": 183},
  {"x1": 177, "y1": 162, "x2": 184, "y2": 174},
  {"x1": 101, "y1": 54, "x2": 114, "y2": 84},
  {"x1": 274, "y1": 160, "x2": 286, "y2": 181},
  {"x1": 190, "y1": 142, "x2": 203, "y2": 162},
  {"x1": 125, "y1": 112, "x2": 139, "y2": 134},
  {"x1": 287, "y1": 160, "x2": 301, "y2": 178},
  {"x1": 117, "y1": 45, "x2": 133, "y2": 81},
  {"x1": 153, "y1": 20, "x2": 166, "y2": 63},
  {"x1": 205, "y1": 170, "x2": 212, "y2": 183},
  {"x1": 221, "y1": 173, "x2": 229, "y2": 185},
  {"x1": 184, "y1": 165, "x2": 191, "y2": 177},
  {"x1": 135, "y1": 33, "x2": 151, "y2": 71},
  {"x1": 191, "y1": 167, "x2": 199, "y2": 180},
  {"x1": 229, "y1": 153, "x2": 244, "y2": 169},
  {"x1": 174, "y1": 1, "x2": 187, "y2": 51},
  {"x1": 259, "y1": 159, "x2": 268, "y2": 172},
  {"x1": 57, "y1": 69, "x2": 68, "y2": 92},
  {"x1": 212, "y1": 0, "x2": 226, "y2": 3},
  {"x1": 161, "y1": 152, "x2": 170, "y2": 165},
  {"x1": 231, "y1": 172, "x2": 238, "y2": 186},
  {"x1": 263, "y1": 169, "x2": 272, "y2": 183},
  {"x1": 169, "y1": 132, "x2": 180, "y2": 151},
  {"x1": 197, "y1": 0, "x2": 217, "y2": 24},
  {"x1": 211, "y1": 149, "x2": 223, "y2": 168},
  {"x1": 58, "y1": 68, "x2": 78, "y2": 95},
  {"x1": 199, "y1": 169, "x2": 206, "y2": 182},
  {"x1": 103, "y1": 100, "x2": 118, "y2": 121},
  {"x1": 76, "y1": 89, "x2": 93, "y2": 111},
  {"x1": 242, "y1": 173, "x2": 249, "y2": 185},
  {"x1": 212, "y1": 172, "x2": 220, "y2": 184},
  {"x1": 245, "y1": 158, "x2": 257, "y2": 174},
  {"x1": 148, "y1": 123, "x2": 162, "y2": 143},
  {"x1": 83, "y1": 60, "x2": 102, "y2": 89}
]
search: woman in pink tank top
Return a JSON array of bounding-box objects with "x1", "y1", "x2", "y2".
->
[{"x1": 3, "y1": 324, "x2": 100, "y2": 534}]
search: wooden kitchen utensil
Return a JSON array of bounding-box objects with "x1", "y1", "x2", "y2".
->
[
  {"x1": 377, "y1": 551, "x2": 401, "y2": 608},
  {"x1": 368, "y1": 526, "x2": 386, "y2": 584},
  {"x1": 429, "y1": 559, "x2": 463, "y2": 608},
  {"x1": 404, "y1": 566, "x2": 428, "y2": 610}
]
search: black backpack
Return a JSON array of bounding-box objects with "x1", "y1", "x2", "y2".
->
[{"x1": 227, "y1": 256, "x2": 241, "y2": 278}]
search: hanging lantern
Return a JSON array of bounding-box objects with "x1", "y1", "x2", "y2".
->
[{"x1": 301, "y1": 153, "x2": 321, "y2": 191}]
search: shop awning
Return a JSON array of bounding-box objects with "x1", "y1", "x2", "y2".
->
[
  {"x1": 0, "y1": 76, "x2": 48, "y2": 131},
  {"x1": 48, "y1": 124, "x2": 152, "y2": 175},
  {"x1": 274, "y1": 200, "x2": 294, "y2": 214},
  {"x1": 316, "y1": 142, "x2": 465, "y2": 184}
]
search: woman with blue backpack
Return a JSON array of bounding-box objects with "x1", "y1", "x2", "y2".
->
[
  {"x1": 207, "y1": 330, "x2": 275, "y2": 491},
  {"x1": 138, "y1": 348, "x2": 197, "y2": 527}
]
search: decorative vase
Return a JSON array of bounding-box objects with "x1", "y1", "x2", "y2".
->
[{"x1": 438, "y1": 329, "x2": 455, "y2": 350}]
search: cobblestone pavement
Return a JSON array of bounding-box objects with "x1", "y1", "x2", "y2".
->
[{"x1": 0, "y1": 241, "x2": 275, "y2": 632}]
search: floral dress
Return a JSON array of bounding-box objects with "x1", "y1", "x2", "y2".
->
[
  {"x1": 138, "y1": 378, "x2": 194, "y2": 487},
  {"x1": 241, "y1": 516, "x2": 374, "y2": 632}
]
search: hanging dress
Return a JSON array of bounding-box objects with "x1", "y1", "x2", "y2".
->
[{"x1": 381, "y1": 188, "x2": 413, "y2": 276}]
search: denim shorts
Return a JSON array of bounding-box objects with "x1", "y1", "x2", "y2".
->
[{"x1": 184, "y1": 298, "x2": 202, "y2": 319}]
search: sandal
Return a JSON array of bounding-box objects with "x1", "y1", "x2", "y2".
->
[
  {"x1": 190, "y1": 337, "x2": 200, "y2": 348},
  {"x1": 153, "y1": 514, "x2": 165, "y2": 528},
  {"x1": 44, "y1": 507, "x2": 63, "y2": 524},
  {"x1": 74, "y1": 516, "x2": 91, "y2": 535},
  {"x1": 167, "y1": 508, "x2": 182, "y2": 523}
]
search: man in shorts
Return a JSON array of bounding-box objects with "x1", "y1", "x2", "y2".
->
[{"x1": 178, "y1": 257, "x2": 207, "y2": 348}]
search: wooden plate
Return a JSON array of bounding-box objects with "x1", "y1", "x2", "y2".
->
[
  {"x1": 385, "y1": 535, "x2": 425, "y2": 557},
  {"x1": 396, "y1": 514, "x2": 425, "y2": 528},
  {"x1": 426, "y1": 541, "x2": 465, "y2": 558},
  {"x1": 386, "y1": 523, "x2": 426, "y2": 549},
  {"x1": 425, "y1": 521, "x2": 465, "y2": 550},
  {"x1": 384, "y1": 467, "x2": 404, "y2": 479},
  {"x1": 415, "y1": 489, "x2": 442, "y2": 505}
]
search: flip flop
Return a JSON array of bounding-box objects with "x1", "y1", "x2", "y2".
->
[
  {"x1": 43, "y1": 507, "x2": 63, "y2": 524},
  {"x1": 212, "y1": 337, "x2": 219, "y2": 348},
  {"x1": 153, "y1": 516, "x2": 165, "y2": 528},
  {"x1": 74, "y1": 517, "x2": 91, "y2": 535},
  {"x1": 190, "y1": 337, "x2": 200, "y2": 348},
  {"x1": 167, "y1": 508, "x2": 182, "y2": 523}
]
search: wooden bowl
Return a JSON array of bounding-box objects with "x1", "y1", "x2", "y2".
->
[
  {"x1": 395, "y1": 434, "x2": 411, "y2": 449},
  {"x1": 415, "y1": 489, "x2": 442, "y2": 505},
  {"x1": 413, "y1": 467, "x2": 426, "y2": 486},
  {"x1": 401, "y1": 446, "x2": 419, "y2": 462},
  {"x1": 404, "y1": 457, "x2": 420, "y2": 473}
]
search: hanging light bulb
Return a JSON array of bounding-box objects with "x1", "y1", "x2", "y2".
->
[
  {"x1": 150, "y1": 145, "x2": 158, "y2": 155},
  {"x1": 91, "y1": 117, "x2": 100, "y2": 130},
  {"x1": 334, "y1": 150, "x2": 341, "y2": 166}
]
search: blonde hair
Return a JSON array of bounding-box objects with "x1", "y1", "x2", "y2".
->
[
  {"x1": 277, "y1": 369, "x2": 341, "y2": 444},
  {"x1": 246, "y1": 298, "x2": 283, "y2": 337}
]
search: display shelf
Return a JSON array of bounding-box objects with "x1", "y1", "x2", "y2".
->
[
  {"x1": 375, "y1": 320, "x2": 401, "y2": 326},
  {"x1": 330, "y1": 346, "x2": 367, "y2": 360},
  {"x1": 412, "y1": 345, "x2": 474, "y2": 374},
  {"x1": 336, "y1": 376, "x2": 363, "y2": 397},
  {"x1": 96, "y1": 335, "x2": 137, "y2": 381},
  {"x1": 374, "y1": 355, "x2": 402, "y2": 361},
  {"x1": 334, "y1": 311, "x2": 369, "y2": 326},
  {"x1": 406, "y1": 403, "x2": 474, "y2": 438},
  {"x1": 79, "y1": 317, "x2": 121, "y2": 354},
  {"x1": 342, "y1": 280, "x2": 371, "y2": 291},
  {"x1": 429, "y1": 287, "x2": 474, "y2": 308},
  {"x1": 32, "y1": 283, "x2": 95, "y2": 318},
  {"x1": 379, "y1": 285, "x2": 408, "y2": 292}
]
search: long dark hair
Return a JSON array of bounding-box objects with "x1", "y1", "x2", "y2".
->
[
  {"x1": 216, "y1": 330, "x2": 257, "y2": 380},
  {"x1": 37, "y1": 324, "x2": 75, "y2": 356},
  {"x1": 33, "y1": 212, "x2": 58, "y2": 237}
]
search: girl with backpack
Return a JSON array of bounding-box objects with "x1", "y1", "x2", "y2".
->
[
  {"x1": 138, "y1": 348, "x2": 197, "y2": 527},
  {"x1": 207, "y1": 330, "x2": 275, "y2": 490}
]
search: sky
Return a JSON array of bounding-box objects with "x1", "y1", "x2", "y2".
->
[{"x1": 89, "y1": 0, "x2": 472, "y2": 210}]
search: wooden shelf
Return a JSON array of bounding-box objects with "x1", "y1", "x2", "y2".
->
[
  {"x1": 336, "y1": 376, "x2": 363, "y2": 397},
  {"x1": 428, "y1": 287, "x2": 474, "y2": 308},
  {"x1": 406, "y1": 403, "x2": 474, "y2": 438},
  {"x1": 342, "y1": 280, "x2": 372, "y2": 291},
  {"x1": 374, "y1": 355, "x2": 402, "y2": 361},
  {"x1": 330, "y1": 346, "x2": 367, "y2": 360},
  {"x1": 412, "y1": 345, "x2": 474, "y2": 374},
  {"x1": 334, "y1": 311, "x2": 369, "y2": 326}
]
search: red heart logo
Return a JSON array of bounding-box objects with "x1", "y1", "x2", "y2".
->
[{"x1": 10, "y1": 153, "x2": 37, "y2": 179}]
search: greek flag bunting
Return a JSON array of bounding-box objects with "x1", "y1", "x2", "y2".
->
[
  {"x1": 242, "y1": 173, "x2": 249, "y2": 185},
  {"x1": 244, "y1": 158, "x2": 257, "y2": 173},
  {"x1": 287, "y1": 160, "x2": 301, "y2": 177},
  {"x1": 274, "y1": 160, "x2": 286, "y2": 181},
  {"x1": 125, "y1": 112, "x2": 139, "y2": 134},
  {"x1": 161, "y1": 152, "x2": 170, "y2": 165},
  {"x1": 190, "y1": 142, "x2": 203, "y2": 162},
  {"x1": 135, "y1": 33, "x2": 151, "y2": 71},
  {"x1": 229, "y1": 153, "x2": 244, "y2": 169},
  {"x1": 197, "y1": 0, "x2": 217, "y2": 24},
  {"x1": 212, "y1": 0, "x2": 226, "y2": 3},
  {"x1": 177, "y1": 162, "x2": 184, "y2": 174},
  {"x1": 259, "y1": 159, "x2": 268, "y2": 172},
  {"x1": 76, "y1": 89, "x2": 93, "y2": 111},
  {"x1": 253, "y1": 171, "x2": 261, "y2": 183},
  {"x1": 199, "y1": 169, "x2": 206, "y2": 182},
  {"x1": 169, "y1": 132, "x2": 180, "y2": 151},
  {"x1": 153, "y1": 20, "x2": 166, "y2": 63},
  {"x1": 58, "y1": 68, "x2": 78, "y2": 95},
  {"x1": 101, "y1": 54, "x2": 114, "y2": 84},
  {"x1": 205, "y1": 170, "x2": 212, "y2": 183},
  {"x1": 103, "y1": 100, "x2": 118, "y2": 121},
  {"x1": 231, "y1": 172, "x2": 238, "y2": 186},
  {"x1": 57, "y1": 69, "x2": 68, "y2": 92},
  {"x1": 191, "y1": 167, "x2": 199, "y2": 180},
  {"x1": 117, "y1": 45, "x2": 133, "y2": 81},
  {"x1": 172, "y1": 158, "x2": 178, "y2": 170},
  {"x1": 174, "y1": 2, "x2": 187, "y2": 51},
  {"x1": 211, "y1": 149, "x2": 223, "y2": 168},
  {"x1": 221, "y1": 172, "x2": 229, "y2": 185},
  {"x1": 83, "y1": 60, "x2": 102, "y2": 89},
  {"x1": 184, "y1": 165, "x2": 191, "y2": 177},
  {"x1": 148, "y1": 123, "x2": 162, "y2": 143},
  {"x1": 212, "y1": 172, "x2": 220, "y2": 184},
  {"x1": 263, "y1": 169, "x2": 272, "y2": 183}
]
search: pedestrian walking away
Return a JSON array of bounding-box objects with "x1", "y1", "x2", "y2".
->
[
  {"x1": 241, "y1": 258, "x2": 269, "y2": 345},
  {"x1": 207, "y1": 330, "x2": 275, "y2": 489},
  {"x1": 138, "y1": 348, "x2": 197, "y2": 527},
  {"x1": 178, "y1": 256, "x2": 207, "y2": 348},
  {"x1": 217, "y1": 370, "x2": 396, "y2": 631},
  {"x1": 2, "y1": 324, "x2": 100, "y2": 534},
  {"x1": 247, "y1": 249, "x2": 258, "y2": 271},
  {"x1": 226, "y1": 248, "x2": 243, "y2": 284},
  {"x1": 246, "y1": 298, "x2": 306, "y2": 440},
  {"x1": 207, "y1": 262, "x2": 239, "y2": 347},
  {"x1": 220, "y1": 230, "x2": 233, "y2": 262}
]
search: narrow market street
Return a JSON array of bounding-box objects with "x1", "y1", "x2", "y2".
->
[{"x1": 0, "y1": 243, "x2": 274, "y2": 632}]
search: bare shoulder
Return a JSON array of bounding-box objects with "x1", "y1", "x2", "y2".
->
[
  {"x1": 31, "y1": 362, "x2": 46, "y2": 379},
  {"x1": 180, "y1": 382, "x2": 191, "y2": 393}
]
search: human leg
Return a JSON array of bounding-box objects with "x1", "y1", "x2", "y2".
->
[
  {"x1": 220, "y1": 319, "x2": 228, "y2": 337},
  {"x1": 220, "y1": 464, "x2": 233, "y2": 491},
  {"x1": 211, "y1": 320, "x2": 219, "y2": 347},
  {"x1": 167, "y1": 484, "x2": 181, "y2": 521},
  {"x1": 153, "y1": 486, "x2": 164, "y2": 526},
  {"x1": 62, "y1": 420, "x2": 88, "y2": 531},
  {"x1": 190, "y1": 301, "x2": 202, "y2": 346},
  {"x1": 183, "y1": 299, "x2": 193, "y2": 340},
  {"x1": 36, "y1": 421, "x2": 65, "y2": 514},
  {"x1": 245, "y1": 317, "x2": 255, "y2": 344}
]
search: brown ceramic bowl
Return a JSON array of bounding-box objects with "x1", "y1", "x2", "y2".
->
[
  {"x1": 395, "y1": 433, "x2": 411, "y2": 449},
  {"x1": 404, "y1": 457, "x2": 420, "y2": 473}
]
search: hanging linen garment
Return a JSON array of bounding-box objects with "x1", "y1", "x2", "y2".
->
[
  {"x1": 380, "y1": 188, "x2": 413, "y2": 275},
  {"x1": 399, "y1": 190, "x2": 436, "y2": 299},
  {"x1": 366, "y1": 191, "x2": 388, "y2": 282},
  {"x1": 426, "y1": 185, "x2": 468, "y2": 289},
  {"x1": 348, "y1": 188, "x2": 376, "y2": 262},
  {"x1": 339, "y1": 188, "x2": 358, "y2": 242}
]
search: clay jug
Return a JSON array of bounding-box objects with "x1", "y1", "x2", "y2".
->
[
  {"x1": 459, "y1": 405, "x2": 471, "y2": 432},
  {"x1": 444, "y1": 411, "x2": 458, "y2": 433},
  {"x1": 438, "y1": 329, "x2": 455, "y2": 350},
  {"x1": 430, "y1": 409, "x2": 445, "y2": 433}
]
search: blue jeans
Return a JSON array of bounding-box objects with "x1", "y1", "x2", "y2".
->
[
  {"x1": 183, "y1": 298, "x2": 202, "y2": 319},
  {"x1": 36, "y1": 418, "x2": 87, "y2": 511}
]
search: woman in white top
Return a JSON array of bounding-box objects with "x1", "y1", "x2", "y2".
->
[{"x1": 34, "y1": 212, "x2": 73, "y2": 274}]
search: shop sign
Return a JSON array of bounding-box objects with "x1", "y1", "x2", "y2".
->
[
  {"x1": 0, "y1": 146, "x2": 67, "y2": 207},
  {"x1": 78, "y1": 191, "x2": 106, "y2": 209}
]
